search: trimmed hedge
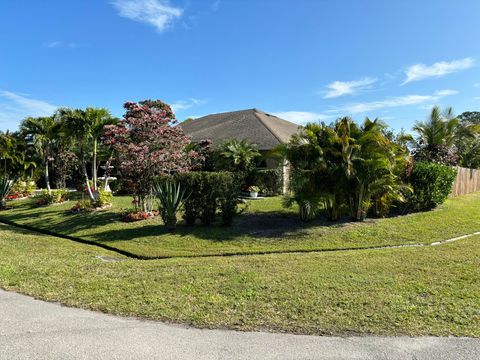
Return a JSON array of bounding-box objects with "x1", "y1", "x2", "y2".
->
[
  {"x1": 175, "y1": 171, "x2": 241, "y2": 226},
  {"x1": 249, "y1": 168, "x2": 283, "y2": 196},
  {"x1": 405, "y1": 162, "x2": 457, "y2": 212}
]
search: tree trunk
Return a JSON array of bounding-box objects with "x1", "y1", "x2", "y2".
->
[
  {"x1": 92, "y1": 139, "x2": 97, "y2": 191},
  {"x1": 81, "y1": 160, "x2": 95, "y2": 202},
  {"x1": 354, "y1": 183, "x2": 365, "y2": 221},
  {"x1": 45, "y1": 161, "x2": 51, "y2": 193}
]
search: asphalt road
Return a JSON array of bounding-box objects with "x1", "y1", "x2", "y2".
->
[{"x1": 0, "y1": 289, "x2": 479, "y2": 360}]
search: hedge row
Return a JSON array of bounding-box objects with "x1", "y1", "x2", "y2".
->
[{"x1": 174, "y1": 171, "x2": 241, "y2": 226}]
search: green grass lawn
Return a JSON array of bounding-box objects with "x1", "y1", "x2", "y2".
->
[
  {"x1": 0, "y1": 223, "x2": 478, "y2": 336},
  {"x1": 0, "y1": 192, "x2": 479, "y2": 258}
]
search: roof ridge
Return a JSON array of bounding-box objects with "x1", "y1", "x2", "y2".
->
[{"x1": 253, "y1": 110, "x2": 283, "y2": 144}]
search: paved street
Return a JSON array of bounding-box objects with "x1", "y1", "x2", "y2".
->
[{"x1": 0, "y1": 289, "x2": 479, "y2": 360}]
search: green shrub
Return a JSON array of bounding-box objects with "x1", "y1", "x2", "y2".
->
[
  {"x1": 155, "y1": 180, "x2": 187, "y2": 231},
  {"x1": 10, "y1": 179, "x2": 36, "y2": 197},
  {"x1": 175, "y1": 172, "x2": 212, "y2": 225},
  {"x1": 405, "y1": 162, "x2": 457, "y2": 212},
  {"x1": 0, "y1": 178, "x2": 13, "y2": 209},
  {"x1": 36, "y1": 189, "x2": 69, "y2": 206},
  {"x1": 250, "y1": 169, "x2": 283, "y2": 196},
  {"x1": 176, "y1": 171, "x2": 240, "y2": 226},
  {"x1": 93, "y1": 188, "x2": 113, "y2": 208},
  {"x1": 216, "y1": 172, "x2": 242, "y2": 226}
]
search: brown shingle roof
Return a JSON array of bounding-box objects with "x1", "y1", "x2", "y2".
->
[{"x1": 180, "y1": 109, "x2": 300, "y2": 150}]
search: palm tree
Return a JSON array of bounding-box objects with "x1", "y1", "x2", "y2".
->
[
  {"x1": 58, "y1": 108, "x2": 96, "y2": 201},
  {"x1": 413, "y1": 106, "x2": 480, "y2": 165},
  {"x1": 85, "y1": 107, "x2": 117, "y2": 190},
  {"x1": 0, "y1": 131, "x2": 17, "y2": 176},
  {"x1": 214, "y1": 139, "x2": 261, "y2": 172},
  {"x1": 413, "y1": 106, "x2": 459, "y2": 147},
  {"x1": 20, "y1": 116, "x2": 60, "y2": 192}
]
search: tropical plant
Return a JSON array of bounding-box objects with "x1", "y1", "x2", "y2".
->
[
  {"x1": 412, "y1": 106, "x2": 480, "y2": 166},
  {"x1": 214, "y1": 139, "x2": 261, "y2": 172},
  {"x1": 20, "y1": 116, "x2": 60, "y2": 192},
  {"x1": 456, "y1": 111, "x2": 480, "y2": 168},
  {"x1": 57, "y1": 108, "x2": 97, "y2": 202},
  {"x1": 0, "y1": 178, "x2": 13, "y2": 209},
  {"x1": 93, "y1": 188, "x2": 113, "y2": 208},
  {"x1": 85, "y1": 107, "x2": 118, "y2": 190},
  {"x1": 155, "y1": 179, "x2": 187, "y2": 230},
  {"x1": 345, "y1": 117, "x2": 409, "y2": 221},
  {"x1": 283, "y1": 117, "x2": 410, "y2": 221}
]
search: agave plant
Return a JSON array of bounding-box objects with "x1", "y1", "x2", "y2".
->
[
  {"x1": 0, "y1": 178, "x2": 13, "y2": 209},
  {"x1": 155, "y1": 180, "x2": 188, "y2": 231}
]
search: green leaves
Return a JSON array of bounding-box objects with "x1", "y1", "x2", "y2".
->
[
  {"x1": 285, "y1": 117, "x2": 410, "y2": 221},
  {"x1": 0, "y1": 178, "x2": 13, "y2": 207},
  {"x1": 214, "y1": 139, "x2": 261, "y2": 172},
  {"x1": 155, "y1": 179, "x2": 188, "y2": 230}
]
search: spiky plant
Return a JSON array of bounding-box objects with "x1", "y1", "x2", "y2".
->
[
  {"x1": 0, "y1": 178, "x2": 13, "y2": 209},
  {"x1": 155, "y1": 180, "x2": 188, "y2": 231}
]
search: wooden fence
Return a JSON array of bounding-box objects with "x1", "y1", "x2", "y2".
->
[{"x1": 451, "y1": 166, "x2": 480, "y2": 197}]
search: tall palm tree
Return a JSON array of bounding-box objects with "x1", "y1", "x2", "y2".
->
[
  {"x1": 0, "y1": 131, "x2": 17, "y2": 176},
  {"x1": 58, "y1": 108, "x2": 96, "y2": 201},
  {"x1": 344, "y1": 117, "x2": 403, "y2": 221},
  {"x1": 414, "y1": 106, "x2": 480, "y2": 147},
  {"x1": 85, "y1": 107, "x2": 117, "y2": 190},
  {"x1": 20, "y1": 116, "x2": 60, "y2": 192}
]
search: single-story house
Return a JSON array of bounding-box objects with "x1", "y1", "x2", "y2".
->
[{"x1": 181, "y1": 108, "x2": 301, "y2": 193}]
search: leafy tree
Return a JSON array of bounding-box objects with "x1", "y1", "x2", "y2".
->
[{"x1": 104, "y1": 100, "x2": 197, "y2": 212}]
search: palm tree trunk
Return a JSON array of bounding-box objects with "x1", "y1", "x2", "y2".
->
[
  {"x1": 45, "y1": 160, "x2": 51, "y2": 193},
  {"x1": 355, "y1": 184, "x2": 365, "y2": 221},
  {"x1": 81, "y1": 159, "x2": 95, "y2": 202},
  {"x1": 92, "y1": 139, "x2": 97, "y2": 191}
]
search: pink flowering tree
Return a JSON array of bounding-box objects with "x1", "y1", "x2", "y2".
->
[{"x1": 103, "y1": 100, "x2": 197, "y2": 212}]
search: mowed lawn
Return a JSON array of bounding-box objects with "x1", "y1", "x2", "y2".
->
[
  {"x1": 0, "y1": 192, "x2": 479, "y2": 258},
  {"x1": 0, "y1": 223, "x2": 478, "y2": 336}
]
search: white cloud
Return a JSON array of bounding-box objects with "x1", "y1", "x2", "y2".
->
[
  {"x1": 327, "y1": 89, "x2": 458, "y2": 115},
  {"x1": 272, "y1": 111, "x2": 330, "y2": 124},
  {"x1": 474, "y1": 83, "x2": 480, "y2": 88},
  {"x1": 171, "y1": 98, "x2": 206, "y2": 112},
  {"x1": 111, "y1": 0, "x2": 183, "y2": 32},
  {"x1": 44, "y1": 41, "x2": 79, "y2": 49},
  {"x1": 323, "y1": 77, "x2": 377, "y2": 99},
  {"x1": 402, "y1": 57, "x2": 475, "y2": 84},
  {"x1": 0, "y1": 90, "x2": 58, "y2": 130}
]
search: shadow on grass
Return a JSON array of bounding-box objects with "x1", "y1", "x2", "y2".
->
[
  {"x1": 0, "y1": 197, "x2": 355, "y2": 247},
  {"x1": 87, "y1": 211, "x2": 353, "y2": 243}
]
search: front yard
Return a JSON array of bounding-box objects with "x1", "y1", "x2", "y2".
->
[
  {"x1": 0, "y1": 223, "x2": 478, "y2": 336},
  {"x1": 0, "y1": 192, "x2": 479, "y2": 258}
]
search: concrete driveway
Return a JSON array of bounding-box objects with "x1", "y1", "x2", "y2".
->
[{"x1": 0, "y1": 289, "x2": 478, "y2": 360}]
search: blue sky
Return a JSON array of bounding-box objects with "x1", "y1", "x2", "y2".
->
[{"x1": 1, "y1": 0, "x2": 479, "y2": 132}]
